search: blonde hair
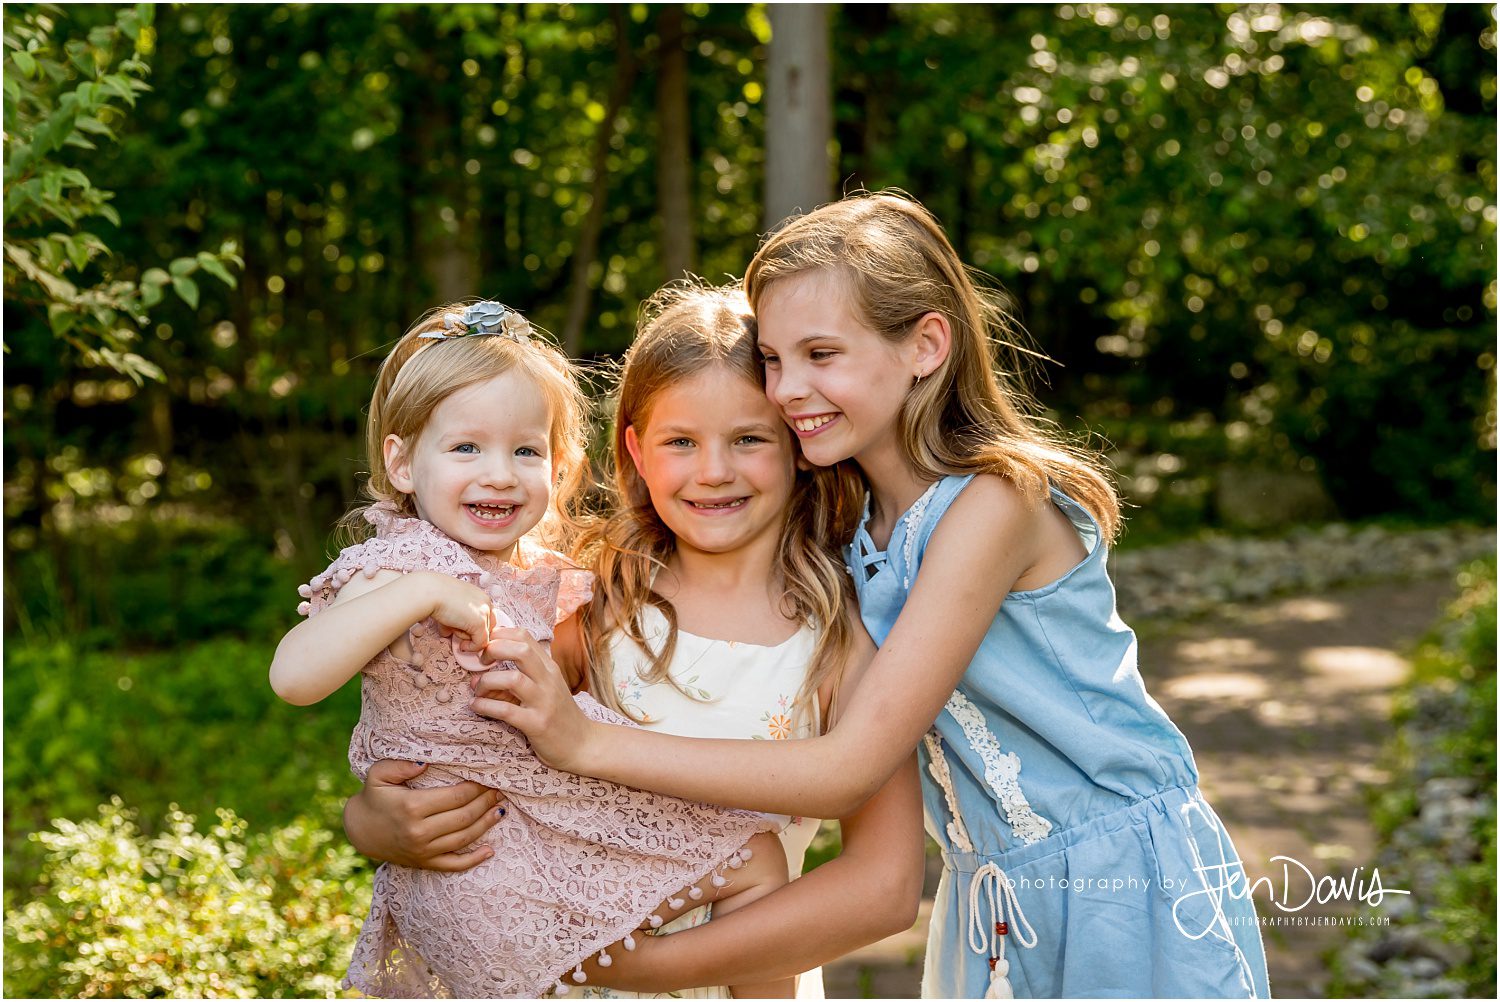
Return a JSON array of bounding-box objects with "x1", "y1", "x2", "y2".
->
[
  {"x1": 578, "y1": 282, "x2": 863, "y2": 729},
  {"x1": 744, "y1": 191, "x2": 1121, "y2": 540},
  {"x1": 342, "y1": 302, "x2": 590, "y2": 552}
]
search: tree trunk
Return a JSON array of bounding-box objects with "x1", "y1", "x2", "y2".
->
[
  {"x1": 655, "y1": 5, "x2": 694, "y2": 282},
  {"x1": 401, "y1": 16, "x2": 476, "y2": 305},
  {"x1": 837, "y1": 3, "x2": 892, "y2": 186},
  {"x1": 562, "y1": 10, "x2": 638, "y2": 356},
  {"x1": 763, "y1": 4, "x2": 833, "y2": 230}
]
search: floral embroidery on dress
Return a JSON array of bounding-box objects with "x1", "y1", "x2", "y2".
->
[
  {"x1": 615, "y1": 675, "x2": 654, "y2": 724},
  {"x1": 757, "y1": 693, "x2": 795, "y2": 740},
  {"x1": 944, "y1": 691, "x2": 1054, "y2": 846}
]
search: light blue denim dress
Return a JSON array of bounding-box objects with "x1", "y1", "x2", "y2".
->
[{"x1": 846, "y1": 475, "x2": 1270, "y2": 999}]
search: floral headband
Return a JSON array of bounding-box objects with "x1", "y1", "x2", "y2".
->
[{"x1": 419, "y1": 300, "x2": 532, "y2": 341}]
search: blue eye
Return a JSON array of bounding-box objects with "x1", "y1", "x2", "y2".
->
[
  {"x1": 516, "y1": 446, "x2": 542, "y2": 458},
  {"x1": 809, "y1": 349, "x2": 836, "y2": 361},
  {"x1": 666, "y1": 438, "x2": 694, "y2": 448},
  {"x1": 454, "y1": 443, "x2": 478, "y2": 454},
  {"x1": 736, "y1": 435, "x2": 768, "y2": 446}
]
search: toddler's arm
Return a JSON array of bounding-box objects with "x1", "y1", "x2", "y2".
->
[{"x1": 269, "y1": 569, "x2": 492, "y2": 705}]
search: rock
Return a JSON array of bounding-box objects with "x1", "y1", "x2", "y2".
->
[{"x1": 1406, "y1": 957, "x2": 1444, "y2": 979}]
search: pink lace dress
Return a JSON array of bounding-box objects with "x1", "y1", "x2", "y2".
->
[{"x1": 299, "y1": 505, "x2": 764, "y2": 998}]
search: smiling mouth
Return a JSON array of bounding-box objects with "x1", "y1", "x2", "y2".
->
[
  {"x1": 466, "y1": 503, "x2": 516, "y2": 520},
  {"x1": 792, "y1": 414, "x2": 837, "y2": 433},
  {"x1": 685, "y1": 498, "x2": 748, "y2": 511}
]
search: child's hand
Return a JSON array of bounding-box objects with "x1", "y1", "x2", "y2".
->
[
  {"x1": 422, "y1": 572, "x2": 494, "y2": 649},
  {"x1": 345, "y1": 760, "x2": 506, "y2": 871},
  {"x1": 469, "y1": 628, "x2": 593, "y2": 772}
]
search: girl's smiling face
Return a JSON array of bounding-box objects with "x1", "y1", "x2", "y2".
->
[
  {"x1": 384, "y1": 369, "x2": 553, "y2": 561},
  {"x1": 624, "y1": 365, "x2": 797, "y2": 561},
  {"x1": 756, "y1": 269, "x2": 921, "y2": 470}
]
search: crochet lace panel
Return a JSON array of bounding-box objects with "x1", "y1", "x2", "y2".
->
[
  {"x1": 944, "y1": 691, "x2": 1054, "y2": 847},
  {"x1": 301, "y1": 506, "x2": 764, "y2": 998},
  {"x1": 923, "y1": 732, "x2": 976, "y2": 853}
]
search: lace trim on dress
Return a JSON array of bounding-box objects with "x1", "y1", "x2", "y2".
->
[
  {"x1": 944, "y1": 691, "x2": 1054, "y2": 847},
  {"x1": 899, "y1": 480, "x2": 943, "y2": 589},
  {"x1": 520, "y1": 542, "x2": 595, "y2": 624},
  {"x1": 923, "y1": 732, "x2": 976, "y2": 853}
]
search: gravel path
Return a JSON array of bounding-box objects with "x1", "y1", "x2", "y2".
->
[{"x1": 821, "y1": 572, "x2": 1462, "y2": 998}]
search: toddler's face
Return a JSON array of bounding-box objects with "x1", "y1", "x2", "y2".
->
[
  {"x1": 386, "y1": 369, "x2": 553, "y2": 561},
  {"x1": 625, "y1": 366, "x2": 797, "y2": 561},
  {"x1": 756, "y1": 270, "x2": 917, "y2": 470}
]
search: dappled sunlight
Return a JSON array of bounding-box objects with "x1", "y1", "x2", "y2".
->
[
  {"x1": 1253, "y1": 697, "x2": 1324, "y2": 728},
  {"x1": 1276, "y1": 596, "x2": 1347, "y2": 623},
  {"x1": 1160, "y1": 670, "x2": 1270, "y2": 702},
  {"x1": 1171, "y1": 635, "x2": 1277, "y2": 667},
  {"x1": 1301, "y1": 645, "x2": 1410, "y2": 688}
]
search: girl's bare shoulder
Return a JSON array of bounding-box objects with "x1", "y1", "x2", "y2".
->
[{"x1": 945, "y1": 473, "x2": 1047, "y2": 533}]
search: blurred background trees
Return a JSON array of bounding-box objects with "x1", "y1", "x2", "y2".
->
[{"x1": 5, "y1": 4, "x2": 1493, "y2": 625}]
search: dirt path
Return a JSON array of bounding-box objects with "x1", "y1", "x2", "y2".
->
[{"x1": 822, "y1": 575, "x2": 1456, "y2": 999}]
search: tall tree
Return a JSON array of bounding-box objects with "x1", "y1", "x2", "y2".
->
[
  {"x1": 763, "y1": 4, "x2": 832, "y2": 228},
  {"x1": 561, "y1": 9, "x2": 638, "y2": 355},
  {"x1": 655, "y1": 6, "x2": 694, "y2": 281}
]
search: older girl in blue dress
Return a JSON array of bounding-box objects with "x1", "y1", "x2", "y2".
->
[{"x1": 475, "y1": 193, "x2": 1271, "y2": 999}]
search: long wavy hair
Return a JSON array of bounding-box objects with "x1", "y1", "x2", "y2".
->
[
  {"x1": 340, "y1": 301, "x2": 590, "y2": 554},
  {"x1": 744, "y1": 191, "x2": 1121, "y2": 540},
  {"x1": 578, "y1": 282, "x2": 863, "y2": 729}
]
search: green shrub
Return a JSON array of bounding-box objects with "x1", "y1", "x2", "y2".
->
[
  {"x1": 4, "y1": 799, "x2": 371, "y2": 998},
  {"x1": 4, "y1": 637, "x2": 361, "y2": 888},
  {"x1": 1330, "y1": 559, "x2": 1497, "y2": 998}
]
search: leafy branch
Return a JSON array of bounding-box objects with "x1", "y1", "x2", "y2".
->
[{"x1": 3, "y1": 3, "x2": 241, "y2": 383}]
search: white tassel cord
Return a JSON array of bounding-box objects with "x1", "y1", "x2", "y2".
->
[{"x1": 966, "y1": 862, "x2": 1036, "y2": 999}]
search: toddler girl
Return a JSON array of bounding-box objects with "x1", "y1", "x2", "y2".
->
[{"x1": 269, "y1": 301, "x2": 790, "y2": 999}]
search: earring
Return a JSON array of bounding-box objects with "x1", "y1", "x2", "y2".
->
[{"x1": 914, "y1": 371, "x2": 924, "y2": 384}]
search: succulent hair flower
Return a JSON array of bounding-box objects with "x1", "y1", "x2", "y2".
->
[{"x1": 421, "y1": 300, "x2": 533, "y2": 341}]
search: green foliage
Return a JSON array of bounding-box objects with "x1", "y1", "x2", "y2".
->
[
  {"x1": 1397, "y1": 560, "x2": 1498, "y2": 782},
  {"x1": 3, "y1": 799, "x2": 370, "y2": 999},
  {"x1": 838, "y1": 5, "x2": 1496, "y2": 521},
  {"x1": 2, "y1": 3, "x2": 1489, "y2": 588},
  {"x1": 3, "y1": 3, "x2": 241, "y2": 383},
  {"x1": 3, "y1": 637, "x2": 361, "y2": 888}
]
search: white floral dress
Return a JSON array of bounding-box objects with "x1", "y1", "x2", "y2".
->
[{"x1": 587, "y1": 605, "x2": 826, "y2": 1000}]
